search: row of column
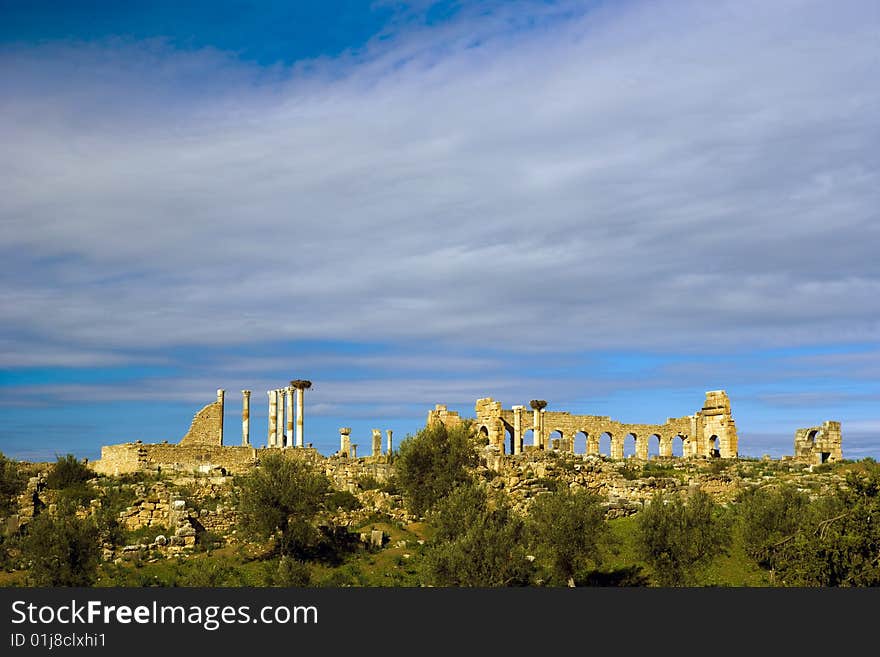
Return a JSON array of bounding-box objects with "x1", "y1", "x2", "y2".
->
[
  {"x1": 338, "y1": 427, "x2": 393, "y2": 458},
  {"x1": 238, "y1": 385, "x2": 309, "y2": 448},
  {"x1": 508, "y1": 405, "x2": 544, "y2": 455}
]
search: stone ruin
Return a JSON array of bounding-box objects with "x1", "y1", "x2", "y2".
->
[
  {"x1": 794, "y1": 421, "x2": 843, "y2": 464},
  {"x1": 429, "y1": 390, "x2": 740, "y2": 459},
  {"x1": 94, "y1": 379, "x2": 395, "y2": 476},
  {"x1": 91, "y1": 378, "x2": 844, "y2": 478}
]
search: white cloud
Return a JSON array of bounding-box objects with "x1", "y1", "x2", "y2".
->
[{"x1": 0, "y1": 0, "x2": 878, "y2": 368}]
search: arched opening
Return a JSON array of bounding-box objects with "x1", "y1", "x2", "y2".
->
[
  {"x1": 807, "y1": 430, "x2": 819, "y2": 443},
  {"x1": 505, "y1": 425, "x2": 515, "y2": 455},
  {"x1": 708, "y1": 435, "x2": 720, "y2": 458},
  {"x1": 523, "y1": 429, "x2": 535, "y2": 449},
  {"x1": 575, "y1": 431, "x2": 588, "y2": 455},
  {"x1": 648, "y1": 434, "x2": 661, "y2": 460},
  {"x1": 599, "y1": 432, "x2": 612, "y2": 457},
  {"x1": 672, "y1": 434, "x2": 685, "y2": 458},
  {"x1": 548, "y1": 429, "x2": 563, "y2": 451},
  {"x1": 478, "y1": 425, "x2": 490, "y2": 446},
  {"x1": 624, "y1": 432, "x2": 638, "y2": 458}
]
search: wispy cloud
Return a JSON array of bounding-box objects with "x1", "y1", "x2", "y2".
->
[{"x1": 1, "y1": 0, "x2": 877, "y2": 368}]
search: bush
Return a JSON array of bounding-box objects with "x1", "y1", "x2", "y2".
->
[
  {"x1": 0, "y1": 451, "x2": 26, "y2": 515},
  {"x1": 327, "y1": 489, "x2": 362, "y2": 512},
  {"x1": 273, "y1": 556, "x2": 311, "y2": 587},
  {"x1": 237, "y1": 452, "x2": 331, "y2": 558},
  {"x1": 356, "y1": 475, "x2": 382, "y2": 490},
  {"x1": 768, "y1": 471, "x2": 880, "y2": 586},
  {"x1": 22, "y1": 511, "x2": 101, "y2": 586},
  {"x1": 528, "y1": 488, "x2": 611, "y2": 586},
  {"x1": 635, "y1": 490, "x2": 730, "y2": 586},
  {"x1": 735, "y1": 485, "x2": 810, "y2": 569},
  {"x1": 46, "y1": 454, "x2": 93, "y2": 490},
  {"x1": 420, "y1": 483, "x2": 533, "y2": 587},
  {"x1": 394, "y1": 422, "x2": 479, "y2": 517}
]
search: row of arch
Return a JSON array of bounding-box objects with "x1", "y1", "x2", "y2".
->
[{"x1": 478, "y1": 424, "x2": 722, "y2": 459}]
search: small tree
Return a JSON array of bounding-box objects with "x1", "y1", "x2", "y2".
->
[
  {"x1": 528, "y1": 487, "x2": 611, "y2": 586},
  {"x1": 46, "y1": 454, "x2": 93, "y2": 490},
  {"x1": 421, "y1": 483, "x2": 533, "y2": 587},
  {"x1": 237, "y1": 452, "x2": 330, "y2": 557},
  {"x1": 736, "y1": 485, "x2": 809, "y2": 570},
  {"x1": 770, "y1": 469, "x2": 880, "y2": 586},
  {"x1": 0, "y1": 451, "x2": 26, "y2": 515},
  {"x1": 21, "y1": 512, "x2": 101, "y2": 586},
  {"x1": 394, "y1": 422, "x2": 479, "y2": 517},
  {"x1": 635, "y1": 490, "x2": 729, "y2": 586}
]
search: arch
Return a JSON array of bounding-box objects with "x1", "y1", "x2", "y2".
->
[
  {"x1": 623, "y1": 432, "x2": 638, "y2": 458},
  {"x1": 478, "y1": 425, "x2": 490, "y2": 446},
  {"x1": 807, "y1": 429, "x2": 820, "y2": 443},
  {"x1": 708, "y1": 434, "x2": 720, "y2": 458},
  {"x1": 523, "y1": 428, "x2": 535, "y2": 449},
  {"x1": 648, "y1": 434, "x2": 662, "y2": 460},
  {"x1": 548, "y1": 429, "x2": 564, "y2": 451},
  {"x1": 599, "y1": 431, "x2": 613, "y2": 457},
  {"x1": 505, "y1": 424, "x2": 515, "y2": 455},
  {"x1": 574, "y1": 430, "x2": 589, "y2": 455},
  {"x1": 671, "y1": 434, "x2": 686, "y2": 458}
]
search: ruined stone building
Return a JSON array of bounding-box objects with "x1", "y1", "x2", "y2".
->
[
  {"x1": 428, "y1": 390, "x2": 740, "y2": 459},
  {"x1": 794, "y1": 421, "x2": 843, "y2": 464}
]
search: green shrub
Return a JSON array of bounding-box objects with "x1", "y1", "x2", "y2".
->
[
  {"x1": 394, "y1": 422, "x2": 479, "y2": 517},
  {"x1": 22, "y1": 511, "x2": 101, "y2": 586},
  {"x1": 327, "y1": 489, "x2": 361, "y2": 512},
  {"x1": 635, "y1": 490, "x2": 730, "y2": 586},
  {"x1": 0, "y1": 451, "x2": 26, "y2": 515},
  {"x1": 46, "y1": 454, "x2": 93, "y2": 490}
]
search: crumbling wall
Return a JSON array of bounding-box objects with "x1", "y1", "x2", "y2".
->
[
  {"x1": 93, "y1": 443, "x2": 258, "y2": 476},
  {"x1": 179, "y1": 399, "x2": 224, "y2": 446},
  {"x1": 794, "y1": 421, "x2": 842, "y2": 464},
  {"x1": 451, "y1": 390, "x2": 738, "y2": 459},
  {"x1": 695, "y1": 390, "x2": 738, "y2": 458},
  {"x1": 427, "y1": 404, "x2": 463, "y2": 428}
]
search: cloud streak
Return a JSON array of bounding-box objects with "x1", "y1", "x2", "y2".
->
[{"x1": 1, "y1": 0, "x2": 877, "y2": 369}]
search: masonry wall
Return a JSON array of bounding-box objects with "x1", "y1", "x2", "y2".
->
[
  {"x1": 179, "y1": 400, "x2": 224, "y2": 446},
  {"x1": 93, "y1": 443, "x2": 258, "y2": 476},
  {"x1": 794, "y1": 421, "x2": 843, "y2": 464}
]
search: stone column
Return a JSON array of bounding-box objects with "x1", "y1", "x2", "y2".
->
[
  {"x1": 611, "y1": 435, "x2": 624, "y2": 460},
  {"x1": 241, "y1": 390, "x2": 251, "y2": 446},
  {"x1": 371, "y1": 429, "x2": 382, "y2": 457},
  {"x1": 285, "y1": 386, "x2": 294, "y2": 448},
  {"x1": 636, "y1": 434, "x2": 649, "y2": 460},
  {"x1": 350, "y1": 443, "x2": 358, "y2": 459},
  {"x1": 339, "y1": 427, "x2": 351, "y2": 457},
  {"x1": 216, "y1": 389, "x2": 225, "y2": 445},
  {"x1": 296, "y1": 387, "x2": 304, "y2": 448},
  {"x1": 533, "y1": 408, "x2": 541, "y2": 449},
  {"x1": 267, "y1": 390, "x2": 277, "y2": 448},
  {"x1": 275, "y1": 389, "x2": 284, "y2": 448},
  {"x1": 512, "y1": 405, "x2": 523, "y2": 455},
  {"x1": 386, "y1": 429, "x2": 393, "y2": 455}
]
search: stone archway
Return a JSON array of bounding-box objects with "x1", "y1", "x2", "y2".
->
[
  {"x1": 708, "y1": 434, "x2": 720, "y2": 458},
  {"x1": 599, "y1": 432, "x2": 613, "y2": 458},
  {"x1": 624, "y1": 432, "x2": 638, "y2": 459},
  {"x1": 574, "y1": 431, "x2": 589, "y2": 455}
]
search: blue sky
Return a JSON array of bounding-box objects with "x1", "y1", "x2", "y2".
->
[{"x1": 1, "y1": 0, "x2": 878, "y2": 462}]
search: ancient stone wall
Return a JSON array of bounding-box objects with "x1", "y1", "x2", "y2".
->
[
  {"x1": 426, "y1": 404, "x2": 463, "y2": 428},
  {"x1": 461, "y1": 390, "x2": 738, "y2": 460},
  {"x1": 794, "y1": 421, "x2": 843, "y2": 464},
  {"x1": 180, "y1": 394, "x2": 224, "y2": 446},
  {"x1": 93, "y1": 443, "x2": 259, "y2": 476}
]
